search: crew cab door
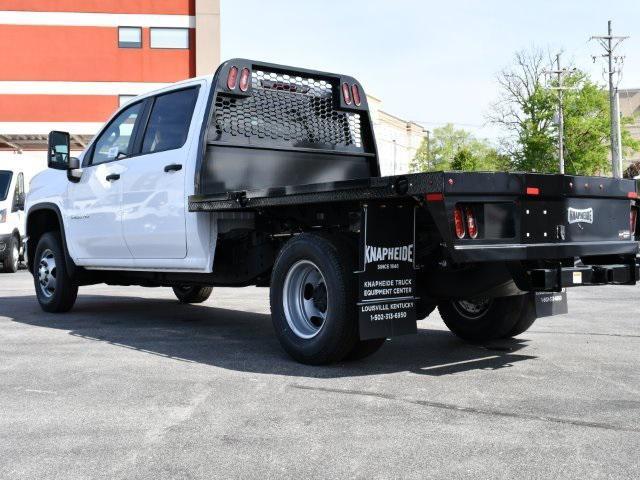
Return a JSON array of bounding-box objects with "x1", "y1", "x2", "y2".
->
[
  {"x1": 119, "y1": 85, "x2": 200, "y2": 259},
  {"x1": 66, "y1": 101, "x2": 144, "y2": 260}
]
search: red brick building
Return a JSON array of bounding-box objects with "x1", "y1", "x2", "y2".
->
[{"x1": 0, "y1": 0, "x2": 220, "y2": 169}]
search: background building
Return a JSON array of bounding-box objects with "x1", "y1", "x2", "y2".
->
[
  {"x1": 0, "y1": 0, "x2": 220, "y2": 177},
  {"x1": 367, "y1": 95, "x2": 427, "y2": 176}
]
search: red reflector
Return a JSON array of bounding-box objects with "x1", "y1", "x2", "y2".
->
[
  {"x1": 453, "y1": 206, "x2": 466, "y2": 239},
  {"x1": 342, "y1": 82, "x2": 352, "y2": 105},
  {"x1": 628, "y1": 191, "x2": 638, "y2": 199},
  {"x1": 526, "y1": 187, "x2": 540, "y2": 196},
  {"x1": 425, "y1": 193, "x2": 444, "y2": 202},
  {"x1": 351, "y1": 84, "x2": 361, "y2": 106},
  {"x1": 239, "y1": 67, "x2": 250, "y2": 92},
  {"x1": 227, "y1": 66, "x2": 238, "y2": 90},
  {"x1": 465, "y1": 206, "x2": 478, "y2": 239},
  {"x1": 631, "y1": 208, "x2": 637, "y2": 234}
]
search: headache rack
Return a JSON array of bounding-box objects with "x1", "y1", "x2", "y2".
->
[{"x1": 196, "y1": 59, "x2": 380, "y2": 197}]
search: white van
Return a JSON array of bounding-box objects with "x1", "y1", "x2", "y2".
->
[{"x1": 0, "y1": 167, "x2": 26, "y2": 273}]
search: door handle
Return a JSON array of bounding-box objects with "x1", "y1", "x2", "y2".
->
[
  {"x1": 164, "y1": 163, "x2": 182, "y2": 173},
  {"x1": 106, "y1": 173, "x2": 120, "y2": 182}
]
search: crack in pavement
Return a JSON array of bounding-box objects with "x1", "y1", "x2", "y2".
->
[{"x1": 291, "y1": 384, "x2": 640, "y2": 433}]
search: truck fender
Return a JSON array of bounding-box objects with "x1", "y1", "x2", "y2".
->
[{"x1": 26, "y1": 203, "x2": 77, "y2": 277}]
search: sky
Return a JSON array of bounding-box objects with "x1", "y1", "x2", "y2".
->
[{"x1": 220, "y1": 0, "x2": 640, "y2": 142}]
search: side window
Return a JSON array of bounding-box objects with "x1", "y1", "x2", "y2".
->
[
  {"x1": 92, "y1": 102, "x2": 143, "y2": 165},
  {"x1": 141, "y1": 88, "x2": 199, "y2": 154}
]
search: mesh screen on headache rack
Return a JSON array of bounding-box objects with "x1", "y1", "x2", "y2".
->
[{"x1": 208, "y1": 67, "x2": 364, "y2": 151}]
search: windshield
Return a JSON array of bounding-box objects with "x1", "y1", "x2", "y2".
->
[{"x1": 0, "y1": 171, "x2": 12, "y2": 201}]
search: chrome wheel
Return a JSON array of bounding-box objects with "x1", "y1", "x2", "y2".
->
[
  {"x1": 282, "y1": 260, "x2": 328, "y2": 339},
  {"x1": 452, "y1": 297, "x2": 492, "y2": 320},
  {"x1": 37, "y1": 248, "x2": 57, "y2": 298}
]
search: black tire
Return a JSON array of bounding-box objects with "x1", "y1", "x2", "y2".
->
[
  {"x1": 345, "y1": 338, "x2": 386, "y2": 361},
  {"x1": 1, "y1": 234, "x2": 19, "y2": 273},
  {"x1": 503, "y1": 294, "x2": 537, "y2": 337},
  {"x1": 270, "y1": 233, "x2": 359, "y2": 365},
  {"x1": 172, "y1": 285, "x2": 213, "y2": 304},
  {"x1": 438, "y1": 294, "x2": 536, "y2": 342},
  {"x1": 33, "y1": 232, "x2": 78, "y2": 313}
]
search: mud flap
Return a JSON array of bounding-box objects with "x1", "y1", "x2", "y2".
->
[
  {"x1": 357, "y1": 202, "x2": 417, "y2": 340},
  {"x1": 533, "y1": 290, "x2": 568, "y2": 317}
]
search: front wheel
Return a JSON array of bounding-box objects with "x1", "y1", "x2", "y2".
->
[
  {"x1": 1, "y1": 235, "x2": 19, "y2": 273},
  {"x1": 33, "y1": 232, "x2": 78, "y2": 313},
  {"x1": 172, "y1": 285, "x2": 213, "y2": 304},
  {"x1": 270, "y1": 233, "x2": 360, "y2": 365},
  {"x1": 438, "y1": 294, "x2": 536, "y2": 342}
]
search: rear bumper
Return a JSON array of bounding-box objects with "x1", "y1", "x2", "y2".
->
[
  {"x1": 451, "y1": 240, "x2": 638, "y2": 262},
  {"x1": 528, "y1": 261, "x2": 639, "y2": 291}
]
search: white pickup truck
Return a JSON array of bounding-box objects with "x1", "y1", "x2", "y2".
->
[
  {"x1": 0, "y1": 164, "x2": 26, "y2": 273},
  {"x1": 26, "y1": 59, "x2": 639, "y2": 364}
]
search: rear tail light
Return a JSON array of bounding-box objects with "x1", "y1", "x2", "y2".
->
[
  {"x1": 351, "y1": 84, "x2": 361, "y2": 106},
  {"x1": 239, "y1": 67, "x2": 250, "y2": 92},
  {"x1": 227, "y1": 66, "x2": 238, "y2": 90},
  {"x1": 631, "y1": 208, "x2": 637, "y2": 235},
  {"x1": 465, "y1": 206, "x2": 478, "y2": 239},
  {"x1": 453, "y1": 206, "x2": 466, "y2": 239},
  {"x1": 342, "y1": 82, "x2": 352, "y2": 105}
]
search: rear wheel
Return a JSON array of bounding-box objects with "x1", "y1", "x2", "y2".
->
[
  {"x1": 172, "y1": 285, "x2": 213, "y2": 304},
  {"x1": 1, "y1": 235, "x2": 19, "y2": 273},
  {"x1": 438, "y1": 294, "x2": 536, "y2": 342},
  {"x1": 33, "y1": 232, "x2": 78, "y2": 313},
  {"x1": 270, "y1": 233, "x2": 361, "y2": 365},
  {"x1": 345, "y1": 338, "x2": 386, "y2": 361}
]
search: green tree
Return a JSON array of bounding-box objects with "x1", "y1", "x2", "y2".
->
[
  {"x1": 489, "y1": 48, "x2": 557, "y2": 172},
  {"x1": 409, "y1": 123, "x2": 505, "y2": 172},
  {"x1": 450, "y1": 148, "x2": 478, "y2": 171},
  {"x1": 490, "y1": 48, "x2": 639, "y2": 175}
]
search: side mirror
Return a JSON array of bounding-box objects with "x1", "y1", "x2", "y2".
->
[
  {"x1": 12, "y1": 192, "x2": 25, "y2": 212},
  {"x1": 67, "y1": 157, "x2": 83, "y2": 182},
  {"x1": 48, "y1": 131, "x2": 70, "y2": 170}
]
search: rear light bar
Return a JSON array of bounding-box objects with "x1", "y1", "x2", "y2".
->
[
  {"x1": 341, "y1": 83, "x2": 352, "y2": 105},
  {"x1": 239, "y1": 67, "x2": 251, "y2": 92},
  {"x1": 351, "y1": 84, "x2": 361, "y2": 106},
  {"x1": 526, "y1": 187, "x2": 540, "y2": 196},
  {"x1": 452, "y1": 204, "x2": 481, "y2": 240},
  {"x1": 453, "y1": 206, "x2": 466, "y2": 239},
  {"x1": 631, "y1": 208, "x2": 637, "y2": 235},
  {"x1": 465, "y1": 206, "x2": 478, "y2": 239},
  {"x1": 227, "y1": 66, "x2": 238, "y2": 90}
]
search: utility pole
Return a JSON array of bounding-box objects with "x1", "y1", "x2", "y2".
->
[
  {"x1": 544, "y1": 53, "x2": 574, "y2": 174},
  {"x1": 590, "y1": 20, "x2": 629, "y2": 178}
]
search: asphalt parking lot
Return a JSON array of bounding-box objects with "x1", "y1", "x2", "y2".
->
[{"x1": 1, "y1": 270, "x2": 639, "y2": 479}]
